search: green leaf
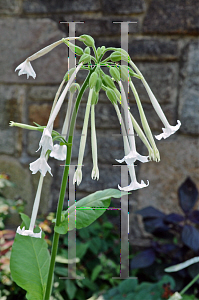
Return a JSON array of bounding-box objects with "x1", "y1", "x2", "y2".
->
[
  {"x1": 89, "y1": 237, "x2": 102, "y2": 255},
  {"x1": 65, "y1": 280, "x2": 77, "y2": 300},
  {"x1": 91, "y1": 264, "x2": 103, "y2": 281},
  {"x1": 55, "y1": 189, "x2": 127, "y2": 234},
  {"x1": 81, "y1": 277, "x2": 97, "y2": 291},
  {"x1": 10, "y1": 234, "x2": 50, "y2": 300},
  {"x1": 119, "y1": 278, "x2": 138, "y2": 294},
  {"x1": 76, "y1": 242, "x2": 89, "y2": 259},
  {"x1": 20, "y1": 212, "x2": 30, "y2": 229}
]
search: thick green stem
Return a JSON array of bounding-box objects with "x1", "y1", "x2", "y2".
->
[{"x1": 44, "y1": 66, "x2": 96, "y2": 300}]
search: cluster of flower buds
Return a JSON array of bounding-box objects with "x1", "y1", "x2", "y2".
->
[{"x1": 12, "y1": 34, "x2": 181, "y2": 236}]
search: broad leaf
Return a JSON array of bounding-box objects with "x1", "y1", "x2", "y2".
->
[
  {"x1": 178, "y1": 177, "x2": 198, "y2": 214},
  {"x1": 65, "y1": 280, "x2": 77, "y2": 300},
  {"x1": 130, "y1": 249, "x2": 156, "y2": 269},
  {"x1": 182, "y1": 225, "x2": 199, "y2": 252},
  {"x1": 136, "y1": 206, "x2": 165, "y2": 219},
  {"x1": 10, "y1": 234, "x2": 50, "y2": 300},
  {"x1": 91, "y1": 264, "x2": 103, "y2": 281},
  {"x1": 188, "y1": 210, "x2": 199, "y2": 224},
  {"x1": 144, "y1": 218, "x2": 169, "y2": 234},
  {"x1": 119, "y1": 278, "x2": 138, "y2": 294},
  {"x1": 55, "y1": 189, "x2": 127, "y2": 234},
  {"x1": 164, "y1": 213, "x2": 184, "y2": 224}
]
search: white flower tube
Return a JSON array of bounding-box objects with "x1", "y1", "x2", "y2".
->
[
  {"x1": 16, "y1": 174, "x2": 44, "y2": 238},
  {"x1": 118, "y1": 81, "x2": 149, "y2": 164},
  {"x1": 129, "y1": 80, "x2": 160, "y2": 162},
  {"x1": 15, "y1": 37, "x2": 79, "y2": 79},
  {"x1": 91, "y1": 104, "x2": 99, "y2": 180},
  {"x1": 73, "y1": 88, "x2": 93, "y2": 185},
  {"x1": 39, "y1": 63, "x2": 83, "y2": 155},
  {"x1": 113, "y1": 88, "x2": 154, "y2": 159},
  {"x1": 129, "y1": 60, "x2": 181, "y2": 140}
]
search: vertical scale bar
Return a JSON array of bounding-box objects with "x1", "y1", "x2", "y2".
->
[
  {"x1": 68, "y1": 165, "x2": 76, "y2": 279},
  {"x1": 112, "y1": 21, "x2": 137, "y2": 280},
  {"x1": 120, "y1": 164, "x2": 129, "y2": 278},
  {"x1": 120, "y1": 22, "x2": 129, "y2": 279},
  {"x1": 68, "y1": 22, "x2": 76, "y2": 279},
  {"x1": 59, "y1": 21, "x2": 84, "y2": 280}
]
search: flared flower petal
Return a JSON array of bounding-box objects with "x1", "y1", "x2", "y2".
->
[
  {"x1": 15, "y1": 59, "x2": 36, "y2": 79},
  {"x1": 50, "y1": 144, "x2": 67, "y2": 160},
  {"x1": 91, "y1": 165, "x2": 99, "y2": 180},
  {"x1": 73, "y1": 167, "x2": 82, "y2": 186},
  {"x1": 118, "y1": 179, "x2": 149, "y2": 192},
  {"x1": 116, "y1": 150, "x2": 149, "y2": 165},
  {"x1": 30, "y1": 156, "x2": 52, "y2": 176},
  {"x1": 155, "y1": 120, "x2": 181, "y2": 140},
  {"x1": 38, "y1": 127, "x2": 54, "y2": 153},
  {"x1": 16, "y1": 226, "x2": 42, "y2": 238}
]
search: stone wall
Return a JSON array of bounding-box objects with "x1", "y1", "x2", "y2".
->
[{"x1": 0, "y1": 0, "x2": 198, "y2": 246}]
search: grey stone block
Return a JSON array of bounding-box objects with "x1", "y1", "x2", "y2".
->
[
  {"x1": 28, "y1": 85, "x2": 59, "y2": 102},
  {"x1": 130, "y1": 62, "x2": 178, "y2": 105},
  {"x1": 143, "y1": 0, "x2": 199, "y2": 34},
  {"x1": 129, "y1": 38, "x2": 178, "y2": 60},
  {"x1": 27, "y1": 131, "x2": 41, "y2": 156},
  {"x1": 0, "y1": 130, "x2": 16, "y2": 155},
  {"x1": 0, "y1": 0, "x2": 21, "y2": 14},
  {"x1": 178, "y1": 40, "x2": 199, "y2": 135},
  {"x1": 23, "y1": 0, "x2": 100, "y2": 13},
  {"x1": 101, "y1": 0, "x2": 145, "y2": 14},
  {"x1": 75, "y1": 19, "x2": 139, "y2": 37},
  {"x1": 0, "y1": 18, "x2": 68, "y2": 83}
]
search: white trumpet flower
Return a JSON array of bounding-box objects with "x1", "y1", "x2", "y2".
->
[
  {"x1": 119, "y1": 164, "x2": 149, "y2": 192},
  {"x1": 50, "y1": 144, "x2": 67, "y2": 161},
  {"x1": 129, "y1": 60, "x2": 181, "y2": 140},
  {"x1": 15, "y1": 60, "x2": 36, "y2": 79},
  {"x1": 15, "y1": 37, "x2": 79, "y2": 79},
  {"x1": 30, "y1": 149, "x2": 52, "y2": 176},
  {"x1": 114, "y1": 103, "x2": 149, "y2": 191}
]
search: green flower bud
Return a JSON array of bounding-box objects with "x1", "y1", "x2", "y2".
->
[
  {"x1": 63, "y1": 40, "x2": 84, "y2": 56},
  {"x1": 110, "y1": 50, "x2": 129, "y2": 62},
  {"x1": 79, "y1": 53, "x2": 91, "y2": 64},
  {"x1": 91, "y1": 90, "x2": 99, "y2": 105},
  {"x1": 79, "y1": 35, "x2": 95, "y2": 47},
  {"x1": 102, "y1": 75, "x2": 116, "y2": 89},
  {"x1": 120, "y1": 65, "x2": 129, "y2": 82},
  {"x1": 84, "y1": 47, "x2": 90, "y2": 54},
  {"x1": 109, "y1": 66, "x2": 120, "y2": 82},
  {"x1": 96, "y1": 47, "x2": 102, "y2": 58},
  {"x1": 69, "y1": 83, "x2": 80, "y2": 94},
  {"x1": 106, "y1": 88, "x2": 117, "y2": 104},
  {"x1": 101, "y1": 46, "x2": 106, "y2": 53},
  {"x1": 95, "y1": 77, "x2": 102, "y2": 93},
  {"x1": 64, "y1": 68, "x2": 76, "y2": 81},
  {"x1": 120, "y1": 65, "x2": 140, "y2": 80},
  {"x1": 89, "y1": 72, "x2": 98, "y2": 89}
]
